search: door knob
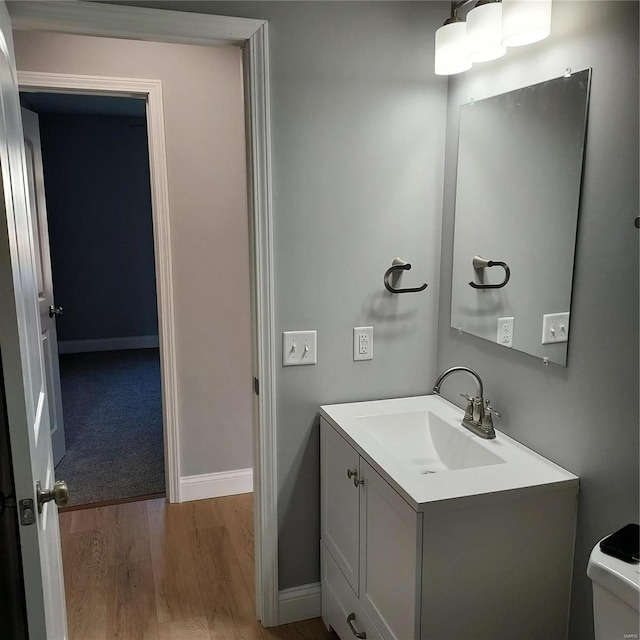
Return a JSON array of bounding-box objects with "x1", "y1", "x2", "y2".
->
[
  {"x1": 48, "y1": 305, "x2": 63, "y2": 318},
  {"x1": 36, "y1": 480, "x2": 69, "y2": 512}
]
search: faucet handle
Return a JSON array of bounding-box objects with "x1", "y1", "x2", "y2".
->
[
  {"x1": 460, "y1": 394, "x2": 474, "y2": 422},
  {"x1": 484, "y1": 399, "x2": 501, "y2": 419},
  {"x1": 482, "y1": 400, "x2": 501, "y2": 434}
]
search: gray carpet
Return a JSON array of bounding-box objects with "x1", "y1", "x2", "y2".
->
[{"x1": 54, "y1": 348, "x2": 165, "y2": 507}]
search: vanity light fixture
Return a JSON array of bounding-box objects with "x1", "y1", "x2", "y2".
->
[
  {"x1": 434, "y1": 0, "x2": 552, "y2": 75},
  {"x1": 466, "y1": 0, "x2": 507, "y2": 63},
  {"x1": 502, "y1": 0, "x2": 552, "y2": 47},
  {"x1": 434, "y1": 6, "x2": 472, "y2": 76}
]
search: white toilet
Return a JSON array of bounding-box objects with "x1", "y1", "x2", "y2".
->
[{"x1": 588, "y1": 539, "x2": 640, "y2": 639}]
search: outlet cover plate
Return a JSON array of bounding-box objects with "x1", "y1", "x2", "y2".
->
[
  {"x1": 541, "y1": 312, "x2": 570, "y2": 345},
  {"x1": 497, "y1": 317, "x2": 514, "y2": 348},
  {"x1": 283, "y1": 330, "x2": 317, "y2": 366},
  {"x1": 353, "y1": 326, "x2": 373, "y2": 361}
]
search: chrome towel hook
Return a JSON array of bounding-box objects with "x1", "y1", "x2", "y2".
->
[
  {"x1": 469, "y1": 255, "x2": 511, "y2": 289},
  {"x1": 384, "y1": 258, "x2": 428, "y2": 294}
]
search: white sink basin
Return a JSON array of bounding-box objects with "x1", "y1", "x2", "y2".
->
[
  {"x1": 354, "y1": 410, "x2": 504, "y2": 474},
  {"x1": 320, "y1": 394, "x2": 577, "y2": 511}
]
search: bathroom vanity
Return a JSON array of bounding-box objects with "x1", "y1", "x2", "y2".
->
[{"x1": 320, "y1": 395, "x2": 578, "y2": 640}]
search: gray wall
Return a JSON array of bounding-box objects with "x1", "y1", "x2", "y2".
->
[
  {"x1": 104, "y1": 0, "x2": 449, "y2": 589},
  {"x1": 35, "y1": 112, "x2": 158, "y2": 343},
  {"x1": 437, "y1": 3, "x2": 639, "y2": 639},
  {"x1": 217, "y1": 0, "x2": 448, "y2": 590}
]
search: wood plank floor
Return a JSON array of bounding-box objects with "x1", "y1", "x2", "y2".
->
[{"x1": 59, "y1": 494, "x2": 337, "y2": 640}]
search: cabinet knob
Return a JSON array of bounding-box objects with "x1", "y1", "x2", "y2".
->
[
  {"x1": 346, "y1": 613, "x2": 366, "y2": 639},
  {"x1": 347, "y1": 468, "x2": 364, "y2": 488}
]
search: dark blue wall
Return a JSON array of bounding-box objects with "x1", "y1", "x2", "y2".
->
[{"x1": 38, "y1": 113, "x2": 158, "y2": 342}]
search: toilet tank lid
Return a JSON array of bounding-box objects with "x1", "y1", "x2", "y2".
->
[{"x1": 588, "y1": 542, "x2": 640, "y2": 612}]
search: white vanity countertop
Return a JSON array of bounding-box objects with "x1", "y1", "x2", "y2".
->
[{"x1": 320, "y1": 394, "x2": 578, "y2": 512}]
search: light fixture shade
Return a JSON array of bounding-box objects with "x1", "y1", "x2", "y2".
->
[
  {"x1": 502, "y1": 0, "x2": 552, "y2": 47},
  {"x1": 435, "y1": 20, "x2": 472, "y2": 76},
  {"x1": 466, "y1": 2, "x2": 507, "y2": 63}
]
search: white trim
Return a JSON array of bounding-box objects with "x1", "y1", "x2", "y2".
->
[
  {"x1": 144, "y1": 75, "x2": 182, "y2": 507},
  {"x1": 12, "y1": 3, "x2": 278, "y2": 626},
  {"x1": 8, "y1": 1, "x2": 265, "y2": 47},
  {"x1": 18, "y1": 71, "x2": 182, "y2": 506},
  {"x1": 180, "y1": 468, "x2": 254, "y2": 502},
  {"x1": 278, "y1": 583, "x2": 322, "y2": 625},
  {"x1": 245, "y1": 25, "x2": 279, "y2": 627},
  {"x1": 19, "y1": 70, "x2": 164, "y2": 97},
  {"x1": 57, "y1": 335, "x2": 159, "y2": 354}
]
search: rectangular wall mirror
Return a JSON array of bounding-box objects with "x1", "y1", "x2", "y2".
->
[{"x1": 450, "y1": 69, "x2": 591, "y2": 366}]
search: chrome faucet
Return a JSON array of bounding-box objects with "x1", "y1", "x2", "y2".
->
[{"x1": 432, "y1": 366, "x2": 500, "y2": 439}]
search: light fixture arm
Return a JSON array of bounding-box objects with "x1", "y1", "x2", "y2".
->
[
  {"x1": 451, "y1": 0, "x2": 501, "y2": 18},
  {"x1": 451, "y1": 0, "x2": 476, "y2": 15},
  {"x1": 446, "y1": 0, "x2": 474, "y2": 25}
]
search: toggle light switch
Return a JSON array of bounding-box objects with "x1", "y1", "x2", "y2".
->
[
  {"x1": 541, "y1": 312, "x2": 570, "y2": 345},
  {"x1": 283, "y1": 331, "x2": 317, "y2": 366}
]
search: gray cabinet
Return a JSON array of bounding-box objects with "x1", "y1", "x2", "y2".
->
[
  {"x1": 359, "y1": 458, "x2": 422, "y2": 640},
  {"x1": 321, "y1": 418, "x2": 421, "y2": 640},
  {"x1": 321, "y1": 418, "x2": 360, "y2": 594},
  {"x1": 321, "y1": 416, "x2": 577, "y2": 640}
]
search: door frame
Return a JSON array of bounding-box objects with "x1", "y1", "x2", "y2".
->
[
  {"x1": 19, "y1": 72, "x2": 182, "y2": 504},
  {"x1": 9, "y1": 1, "x2": 279, "y2": 628}
]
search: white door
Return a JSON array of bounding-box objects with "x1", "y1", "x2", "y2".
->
[
  {"x1": 22, "y1": 107, "x2": 66, "y2": 466},
  {"x1": 0, "y1": 3, "x2": 68, "y2": 639}
]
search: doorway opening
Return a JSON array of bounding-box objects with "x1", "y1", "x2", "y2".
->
[
  {"x1": 19, "y1": 92, "x2": 166, "y2": 509},
  {"x1": 7, "y1": 5, "x2": 278, "y2": 630}
]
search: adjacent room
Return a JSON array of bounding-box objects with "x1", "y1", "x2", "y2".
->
[{"x1": 20, "y1": 92, "x2": 165, "y2": 507}]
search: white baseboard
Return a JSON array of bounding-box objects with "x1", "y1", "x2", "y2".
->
[
  {"x1": 180, "y1": 468, "x2": 253, "y2": 502},
  {"x1": 278, "y1": 582, "x2": 321, "y2": 625},
  {"x1": 58, "y1": 335, "x2": 159, "y2": 354}
]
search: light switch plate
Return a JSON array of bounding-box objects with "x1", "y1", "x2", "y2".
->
[
  {"x1": 541, "y1": 312, "x2": 570, "y2": 345},
  {"x1": 283, "y1": 330, "x2": 317, "y2": 366},
  {"x1": 353, "y1": 326, "x2": 373, "y2": 361}
]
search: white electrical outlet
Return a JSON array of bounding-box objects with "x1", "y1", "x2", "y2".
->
[
  {"x1": 353, "y1": 326, "x2": 373, "y2": 361},
  {"x1": 542, "y1": 312, "x2": 570, "y2": 345},
  {"x1": 497, "y1": 317, "x2": 514, "y2": 348},
  {"x1": 282, "y1": 330, "x2": 317, "y2": 366}
]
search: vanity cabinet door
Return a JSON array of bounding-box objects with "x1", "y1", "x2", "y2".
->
[
  {"x1": 321, "y1": 419, "x2": 361, "y2": 595},
  {"x1": 359, "y1": 459, "x2": 422, "y2": 640}
]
